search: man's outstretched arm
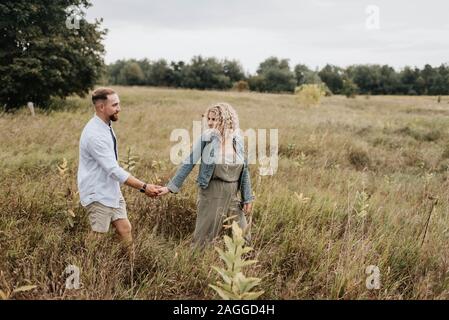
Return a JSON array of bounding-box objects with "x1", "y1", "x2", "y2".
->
[
  {"x1": 124, "y1": 175, "x2": 162, "y2": 197},
  {"x1": 87, "y1": 137, "x2": 161, "y2": 197}
]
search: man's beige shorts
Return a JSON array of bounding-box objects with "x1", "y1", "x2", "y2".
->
[{"x1": 85, "y1": 197, "x2": 128, "y2": 233}]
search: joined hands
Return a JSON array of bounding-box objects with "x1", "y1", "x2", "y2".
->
[
  {"x1": 145, "y1": 185, "x2": 252, "y2": 214},
  {"x1": 144, "y1": 184, "x2": 170, "y2": 197}
]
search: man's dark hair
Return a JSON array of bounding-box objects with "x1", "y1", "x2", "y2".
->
[{"x1": 92, "y1": 87, "x2": 116, "y2": 105}]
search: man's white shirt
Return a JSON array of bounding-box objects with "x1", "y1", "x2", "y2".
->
[{"x1": 77, "y1": 115, "x2": 130, "y2": 208}]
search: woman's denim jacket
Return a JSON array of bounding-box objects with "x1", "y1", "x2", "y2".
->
[{"x1": 167, "y1": 130, "x2": 255, "y2": 204}]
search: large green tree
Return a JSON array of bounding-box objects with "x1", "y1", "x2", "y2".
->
[
  {"x1": 141, "y1": 59, "x2": 173, "y2": 87},
  {"x1": 318, "y1": 64, "x2": 344, "y2": 94},
  {"x1": 223, "y1": 59, "x2": 245, "y2": 83},
  {"x1": 294, "y1": 63, "x2": 322, "y2": 86},
  {"x1": 118, "y1": 61, "x2": 144, "y2": 86},
  {"x1": 181, "y1": 56, "x2": 232, "y2": 90},
  {"x1": 250, "y1": 57, "x2": 296, "y2": 93},
  {"x1": 0, "y1": 0, "x2": 106, "y2": 109}
]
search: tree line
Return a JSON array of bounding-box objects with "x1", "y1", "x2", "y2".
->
[
  {"x1": 107, "y1": 57, "x2": 449, "y2": 96},
  {"x1": 2, "y1": 0, "x2": 448, "y2": 110}
]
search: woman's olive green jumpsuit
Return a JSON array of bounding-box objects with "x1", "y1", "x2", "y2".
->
[{"x1": 193, "y1": 163, "x2": 250, "y2": 247}]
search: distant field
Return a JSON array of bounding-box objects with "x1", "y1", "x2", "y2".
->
[{"x1": 1, "y1": 86, "x2": 449, "y2": 299}]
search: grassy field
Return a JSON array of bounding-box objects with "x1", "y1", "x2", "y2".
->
[{"x1": 1, "y1": 86, "x2": 449, "y2": 299}]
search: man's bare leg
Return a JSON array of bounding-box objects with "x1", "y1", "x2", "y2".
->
[
  {"x1": 112, "y1": 218, "x2": 133, "y2": 245},
  {"x1": 112, "y1": 218, "x2": 135, "y2": 291}
]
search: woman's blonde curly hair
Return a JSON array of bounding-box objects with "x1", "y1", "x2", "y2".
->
[{"x1": 204, "y1": 102, "x2": 240, "y2": 138}]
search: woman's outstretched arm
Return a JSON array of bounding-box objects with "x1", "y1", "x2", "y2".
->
[{"x1": 163, "y1": 132, "x2": 208, "y2": 194}]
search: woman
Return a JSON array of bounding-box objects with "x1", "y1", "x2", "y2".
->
[{"x1": 158, "y1": 103, "x2": 255, "y2": 248}]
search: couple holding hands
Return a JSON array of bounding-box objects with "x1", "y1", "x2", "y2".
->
[{"x1": 77, "y1": 87, "x2": 254, "y2": 249}]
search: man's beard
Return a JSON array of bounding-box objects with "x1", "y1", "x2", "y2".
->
[{"x1": 109, "y1": 113, "x2": 119, "y2": 122}]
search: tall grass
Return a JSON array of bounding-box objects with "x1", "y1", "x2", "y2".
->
[{"x1": 1, "y1": 87, "x2": 449, "y2": 299}]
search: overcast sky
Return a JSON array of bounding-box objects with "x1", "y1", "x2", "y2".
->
[{"x1": 86, "y1": 0, "x2": 449, "y2": 73}]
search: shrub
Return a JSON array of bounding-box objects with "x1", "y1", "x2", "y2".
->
[
  {"x1": 209, "y1": 222, "x2": 264, "y2": 300},
  {"x1": 441, "y1": 144, "x2": 449, "y2": 160},
  {"x1": 232, "y1": 80, "x2": 250, "y2": 92},
  {"x1": 342, "y1": 79, "x2": 358, "y2": 98},
  {"x1": 348, "y1": 148, "x2": 371, "y2": 170},
  {"x1": 295, "y1": 84, "x2": 325, "y2": 107},
  {"x1": 395, "y1": 126, "x2": 441, "y2": 142}
]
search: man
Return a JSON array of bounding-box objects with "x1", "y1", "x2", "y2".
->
[{"x1": 77, "y1": 87, "x2": 161, "y2": 245}]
